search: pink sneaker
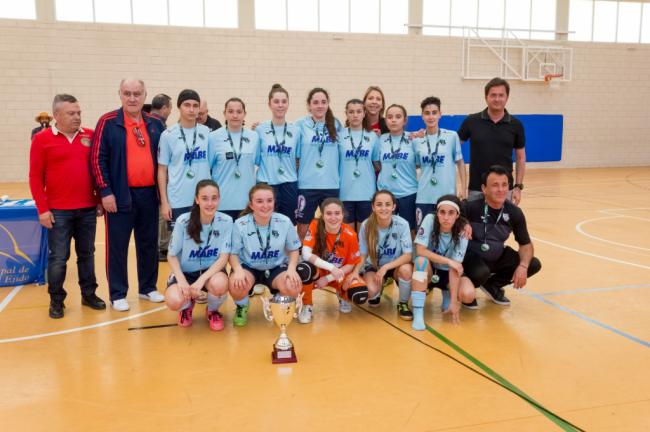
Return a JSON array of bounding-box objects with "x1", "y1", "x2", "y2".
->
[
  {"x1": 206, "y1": 308, "x2": 224, "y2": 331},
  {"x1": 178, "y1": 302, "x2": 194, "y2": 327}
]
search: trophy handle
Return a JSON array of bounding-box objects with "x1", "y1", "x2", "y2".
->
[
  {"x1": 261, "y1": 295, "x2": 273, "y2": 322},
  {"x1": 294, "y1": 292, "x2": 304, "y2": 317}
]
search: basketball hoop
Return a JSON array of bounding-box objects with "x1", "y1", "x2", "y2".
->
[{"x1": 544, "y1": 73, "x2": 564, "y2": 83}]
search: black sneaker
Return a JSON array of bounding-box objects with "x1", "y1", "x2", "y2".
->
[
  {"x1": 49, "y1": 302, "x2": 64, "y2": 319},
  {"x1": 462, "y1": 299, "x2": 479, "y2": 310},
  {"x1": 82, "y1": 294, "x2": 106, "y2": 310},
  {"x1": 397, "y1": 302, "x2": 413, "y2": 321},
  {"x1": 479, "y1": 285, "x2": 510, "y2": 306},
  {"x1": 368, "y1": 294, "x2": 381, "y2": 307}
]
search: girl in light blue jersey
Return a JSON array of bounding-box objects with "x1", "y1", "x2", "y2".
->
[
  {"x1": 349, "y1": 190, "x2": 414, "y2": 321},
  {"x1": 228, "y1": 184, "x2": 303, "y2": 327},
  {"x1": 158, "y1": 89, "x2": 211, "y2": 229},
  {"x1": 256, "y1": 84, "x2": 301, "y2": 224},
  {"x1": 339, "y1": 99, "x2": 380, "y2": 230},
  {"x1": 412, "y1": 194, "x2": 475, "y2": 330},
  {"x1": 165, "y1": 180, "x2": 233, "y2": 331},
  {"x1": 209, "y1": 98, "x2": 259, "y2": 220},
  {"x1": 377, "y1": 104, "x2": 418, "y2": 231},
  {"x1": 414, "y1": 96, "x2": 467, "y2": 227},
  {"x1": 295, "y1": 87, "x2": 341, "y2": 240}
]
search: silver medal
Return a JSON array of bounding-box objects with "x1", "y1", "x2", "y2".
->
[
  {"x1": 234, "y1": 170, "x2": 241, "y2": 178},
  {"x1": 316, "y1": 160, "x2": 325, "y2": 168},
  {"x1": 391, "y1": 171, "x2": 398, "y2": 179},
  {"x1": 264, "y1": 269, "x2": 271, "y2": 278},
  {"x1": 430, "y1": 177, "x2": 438, "y2": 185},
  {"x1": 353, "y1": 169, "x2": 361, "y2": 177},
  {"x1": 431, "y1": 274, "x2": 440, "y2": 284},
  {"x1": 278, "y1": 167, "x2": 285, "y2": 175},
  {"x1": 481, "y1": 243, "x2": 490, "y2": 252},
  {"x1": 186, "y1": 170, "x2": 195, "y2": 179}
]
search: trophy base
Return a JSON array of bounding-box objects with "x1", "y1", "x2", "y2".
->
[{"x1": 272, "y1": 345, "x2": 298, "y2": 364}]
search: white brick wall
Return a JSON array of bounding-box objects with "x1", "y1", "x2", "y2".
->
[{"x1": 1, "y1": 19, "x2": 649, "y2": 181}]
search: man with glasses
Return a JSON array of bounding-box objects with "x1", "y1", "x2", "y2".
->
[{"x1": 90, "y1": 78, "x2": 166, "y2": 311}]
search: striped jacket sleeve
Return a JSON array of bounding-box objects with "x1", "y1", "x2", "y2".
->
[{"x1": 90, "y1": 112, "x2": 116, "y2": 197}]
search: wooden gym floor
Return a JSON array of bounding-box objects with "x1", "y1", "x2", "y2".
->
[{"x1": 0, "y1": 167, "x2": 649, "y2": 431}]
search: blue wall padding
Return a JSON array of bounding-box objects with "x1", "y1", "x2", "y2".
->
[{"x1": 406, "y1": 114, "x2": 563, "y2": 162}]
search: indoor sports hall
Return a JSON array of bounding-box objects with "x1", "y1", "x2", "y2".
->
[{"x1": 0, "y1": 1, "x2": 649, "y2": 431}]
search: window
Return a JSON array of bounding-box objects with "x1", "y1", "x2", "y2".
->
[
  {"x1": 569, "y1": 0, "x2": 593, "y2": 41},
  {"x1": 380, "y1": 0, "x2": 408, "y2": 34},
  {"x1": 351, "y1": 0, "x2": 379, "y2": 33},
  {"x1": 94, "y1": 0, "x2": 131, "y2": 24},
  {"x1": 643, "y1": 4, "x2": 650, "y2": 43},
  {"x1": 288, "y1": 0, "x2": 317, "y2": 31},
  {"x1": 132, "y1": 0, "x2": 168, "y2": 25},
  {"x1": 593, "y1": 0, "x2": 617, "y2": 42},
  {"x1": 320, "y1": 0, "x2": 348, "y2": 33},
  {"x1": 205, "y1": 0, "x2": 238, "y2": 28},
  {"x1": 423, "y1": 0, "x2": 450, "y2": 36},
  {"x1": 505, "y1": 0, "x2": 530, "y2": 39},
  {"x1": 169, "y1": 0, "x2": 203, "y2": 27},
  {"x1": 478, "y1": 0, "x2": 504, "y2": 38},
  {"x1": 530, "y1": 0, "x2": 555, "y2": 40},
  {"x1": 255, "y1": 0, "x2": 286, "y2": 30},
  {"x1": 450, "y1": 0, "x2": 478, "y2": 36},
  {"x1": 617, "y1": 2, "x2": 641, "y2": 43},
  {"x1": 55, "y1": 0, "x2": 94, "y2": 22},
  {"x1": 0, "y1": 0, "x2": 35, "y2": 19}
]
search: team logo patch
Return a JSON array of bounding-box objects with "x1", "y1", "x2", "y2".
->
[
  {"x1": 391, "y1": 233, "x2": 398, "y2": 239},
  {"x1": 198, "y1": 133, "x2": 205, "y2": 140},
  {"x1": 503, "y1": 213, "x2": 510, "y2": 222},
  {"x1": 271, "y1": 230, "x2": 279, "y2": 238},
  {"x1": 80, "y1": 137, "x2": 91, "y2": 147},
  {"x1": 287, "y1": 131, "x2": 293, "y2": 138},
  {"x1": 417, "y1": 227, "x2": 425, "y2": 236},
  {"x1": 213, "y1": 230, "x2": 220, "y2": 237}
]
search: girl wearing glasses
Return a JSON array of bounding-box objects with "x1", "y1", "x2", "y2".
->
[{"x1": 208, "y1": 98, "x2": 259, "y2": 220}]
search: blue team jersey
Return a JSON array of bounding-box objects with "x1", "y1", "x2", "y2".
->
[
  {"x1": 256, "y1": 121, "x2": 300, "y2": 185},
  {"x1": 168, "y1": 211, "x2": 233, "y2": 273},
  {"x1": 296, "y1": 115, "x2": 341, "y2": 189},
  {"x1": 208, "y1": 127, "x2": 260, "y2": 211},
  {"x1": 338, "y1": 128, "x2": 380, "y2": 201},
  {"x1": 231, "y1": 212, "x2": 302, "y2": 270},
  {"x1": 414, "y1": 213, "x2": 467, "y2": 271},
  {"x1": 158, "y1": 123, "x2": 211, "y2": 208},
  {"x1": 414, "y1": 129, "x2": 463, "y2": 204},
  {"x1": 377, "y1": 133, "x2": 418, "y2": 198},
  {"x1": 358, "y1": 215, "x2": 413, "y2": 267}
]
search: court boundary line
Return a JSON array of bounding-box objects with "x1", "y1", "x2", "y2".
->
[
  {"x1": 539, "y1": 284, "x2": 650, "y2": 297},
  {"x1": 0, "y1": 305, "x2": 167, "y2": 344},
  {"x1": 575, "y1": 216, "x2": 650, "y2": 252},
  {"x1": 522, "y1": 289, "x2": 650, "y2": 349},
  {"x1": 0, "y1": 285, "x2": 23, "y2": 313}
]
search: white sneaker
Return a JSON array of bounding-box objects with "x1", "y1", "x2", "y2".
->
[
  {"x1": 139, "y1": 291, "x2": 165, "y2": 303},
  {"x1": 298, "y1": 305, "x2": 313, "y2": 324},
  {"x1": 253, "y1": 284, "x2": 267, "y2": 295},
  {"x1": 339, "y1": 298, "x2": 352, "y2": 314},
  {"x1": 112, "y1": 299, "x2": 130, "y2": 311}
]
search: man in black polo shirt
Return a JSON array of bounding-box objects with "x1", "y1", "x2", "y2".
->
[
  {"x1": 197, "y1": 99, "x2": 222, "y2": 131},
  {"x1": 462, "y1": 165, "x2": 541, "y2": 306},
  {"x1": 458, "y1": 77, "x2": 526, "y2": 205}
]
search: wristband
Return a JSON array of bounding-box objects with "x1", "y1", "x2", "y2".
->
[{"x1": 325, "y1": 274, "x2": 335, "y2": 282}]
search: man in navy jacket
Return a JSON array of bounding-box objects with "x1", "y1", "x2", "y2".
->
[{"x1": 91, "y1": 78, "x2": 166, "y2": 311}]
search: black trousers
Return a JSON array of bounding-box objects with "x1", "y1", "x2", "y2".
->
[{"x1": 463, "y1": 246, "x2": 542, "y2": 290}]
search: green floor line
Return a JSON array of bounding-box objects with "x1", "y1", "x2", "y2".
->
[{"x1": 425, "y1": 325, "x2": 580, "y2": 432}]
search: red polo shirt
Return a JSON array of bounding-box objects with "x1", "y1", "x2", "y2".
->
[
  {"x1": 29, "y1": 125, "x2": 98, "y2": 214},
  {"x1": 124, "y1": 115, "x2": 155, "y2": 187}
]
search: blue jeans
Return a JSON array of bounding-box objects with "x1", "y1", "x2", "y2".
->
[{"x1": 47, "y1": 207, "x2": 98, "y2": 303}]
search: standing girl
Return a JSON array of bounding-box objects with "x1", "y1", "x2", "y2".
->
[
  {"x1": 412, "y1": 194, "x2": 475, "y2": 329},
  {"x1": 349, "y1": 190, "x2": 414, "y2": 320},
  {"x1": 295, "y1": 87, "x2": 341, "y2": 240},
  {"x1": 339, "y1": 99, "x2": 380, "y2": 230},
  {"x1": 299, "y1": 198, "x2": 366, "y2": 323},
  {"x1": 208, "y1": 98, "x2": 259, "y2": 220},
  {"x1": 376, "y1": 104, "x2": 419, "y2": 231},
  {"x1": 228, "y1": 184, "x2": 303, "y2": 327},
  {"x1": 362, "y1": 86, "x2": 388, "y2": 134},
  {"x1": 256, "y1": 84, "x2": 301, "y2": 224},
  {"x1": 165, "y1": 180, "x2": 232, "y2": 331},
  {"x1": 413, "y1": 96, "x2": 467, "y2": 226}
]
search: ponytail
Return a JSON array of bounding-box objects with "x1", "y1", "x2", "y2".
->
[
  {"x1": 365, "y1": 190, "x2": 396, "y2": 267},
  {"x1": 308, "y1": 87, "x2": 337, "y2": 142},
  {"x1": 187, "y1": 179, "x2": 220, "y2": 244}
]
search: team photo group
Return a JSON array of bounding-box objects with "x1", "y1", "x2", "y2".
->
[{"x1": 29, "y1": 77, "x2": 542, "y2": 332}]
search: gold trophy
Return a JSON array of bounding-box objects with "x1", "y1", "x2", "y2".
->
[{"x1": 261, "y1": 293, "x2": 303, "y2": 364}]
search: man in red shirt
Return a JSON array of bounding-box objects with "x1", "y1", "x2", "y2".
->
[
  {"x1": 91, "y1": 79, "x2": 166, "y2": 311},
  {"x1": 29, "y1": 94, "x2": 105, "y2": 319}
]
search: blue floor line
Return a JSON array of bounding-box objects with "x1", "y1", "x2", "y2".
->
[{"x1": 522, "y1": 289, "x2": 650, "y2": 349}]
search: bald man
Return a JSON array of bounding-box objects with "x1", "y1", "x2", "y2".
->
[
  {"x1": 197, "y1": 100, "x2": 222, "y2": 131},
  {"x1": 90, "y1": 78, "x2": 166, "y2": 311}
]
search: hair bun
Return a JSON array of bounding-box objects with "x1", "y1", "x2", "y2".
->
[{"x1": 271, "y1": 83, "x2": 283, "y2": 90}]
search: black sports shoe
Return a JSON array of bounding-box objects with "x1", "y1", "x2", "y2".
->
[
  {"x1": 368, "y1": 295, "x2": 381, "y2": 307},
  {"x1": 49, "y1": 302, "x2": 64, "y2": 319},
  {"x1": 397, "y1": 302, "x2": 413, "y2": 321},
  {"x1": 479, "y1": 285, "x2": 510, "y2": 306},
  {"x1": 82, "y1": 294, "x2": 106, "y2": 310},
  {"x1": 462, "y1": 299, "x2": 479, "y2": 310}
]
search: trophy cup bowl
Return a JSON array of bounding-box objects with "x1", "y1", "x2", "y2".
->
[{"x1": 261, "y1": 293, "x2": 303, "y2": 364}]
